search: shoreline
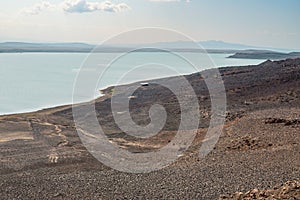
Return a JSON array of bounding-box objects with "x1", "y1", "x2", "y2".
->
[
  {"x1": 1, "y1": 58, "x2": 299, "y2": 199},
  {"x1": 0, "y1": 61, "x2": 265, "y2": 117}
]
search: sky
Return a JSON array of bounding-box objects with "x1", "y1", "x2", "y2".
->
[{"x1": 0, "y1": 0, "x2": 299, "y2": 49}]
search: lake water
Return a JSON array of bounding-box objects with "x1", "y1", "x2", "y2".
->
[{"x1": 0, "y1": 52, "x2": 265, "y2": 115}]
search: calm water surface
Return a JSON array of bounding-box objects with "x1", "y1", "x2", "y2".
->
[{"x1": 0, "y1": 52, "x2": 264, "y2": 115}]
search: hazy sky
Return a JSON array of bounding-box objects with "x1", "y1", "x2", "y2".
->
[{"x1": 0, "y1": 0, "x2": 299, "y2": 49}]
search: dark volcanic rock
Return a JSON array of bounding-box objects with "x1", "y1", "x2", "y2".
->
[{"x1": 1, "y1": 58, "x2": 300, "y2": 199}]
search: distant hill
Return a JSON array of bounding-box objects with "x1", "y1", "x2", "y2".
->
[
  {"x1": 199, "y1": 40, "x2": 257, "y2": 50},
  {"x1": 0, "y1": 42, "x2": 95, "y2": 53}
]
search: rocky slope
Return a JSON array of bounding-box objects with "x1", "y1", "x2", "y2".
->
[{"x1": 0, "y1": 58, "x2": 299, "y2": 199}]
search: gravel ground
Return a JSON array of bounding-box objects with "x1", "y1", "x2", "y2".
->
[{"x1": 1, "y1": 58, "x2": 300, "y2": 199}]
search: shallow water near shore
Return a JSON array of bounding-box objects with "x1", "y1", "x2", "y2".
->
[{"x1": 0, "y1": 52, "x2": 264, "y2": 115}]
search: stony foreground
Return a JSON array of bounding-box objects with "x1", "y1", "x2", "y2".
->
[
  {"x1": 1, "y1": 58, "x2": 300, "y2": 199},
  {"x1": 220, "y1": 180, "x2": 300, "y2": 200}
]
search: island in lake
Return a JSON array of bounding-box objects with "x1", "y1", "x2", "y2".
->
[{"x1": 228, "y1": 49, "x2": 300, "y2": 60}]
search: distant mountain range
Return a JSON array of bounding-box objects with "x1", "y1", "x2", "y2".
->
[
  {"x1": 0, "y1": 40, "x2": 295, "y2": 51},
  {"x1": 200, "y1": 40, "x2": 256, "y2": 50},
  {"x1": 145, "y1": 40, "x2": 258, "y2": 50},
  {"x1": 117, "y1": 40, "x2": 295, "y2": 52},
  {"x1": 0, "y1": 41, "x2": 299, "y2": 60}
]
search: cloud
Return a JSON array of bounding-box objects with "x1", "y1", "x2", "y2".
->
[
  {"x1": 22, "y1": 2, "x2": 55, "y2": 15},
  {"x1": 148, "y1": 0, "x2": 190, "y2": 2},
  {"x1": 148, "y1": 0, "x2": 180, "y2": 1},
  {"x1": 62, "y1": 0, "x2": 131, "y2": 13},
  {"x1": 22, "y1": 0, "x2": 130, "y2": 15}
]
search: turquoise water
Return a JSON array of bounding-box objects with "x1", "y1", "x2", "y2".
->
[{"x1": 0, "y1": 52, "x2": 264, "y2": 115}]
